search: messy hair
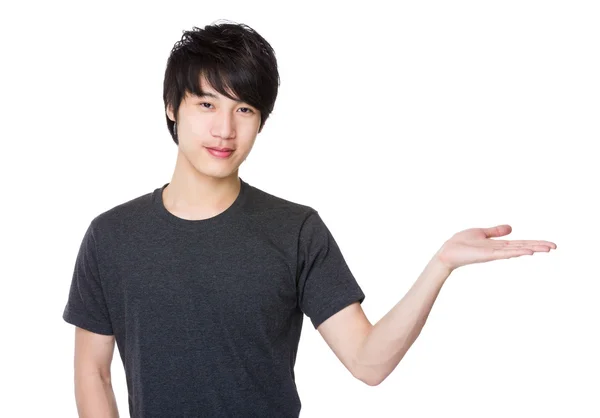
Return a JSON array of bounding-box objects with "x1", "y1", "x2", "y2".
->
[{"x1": 163, "y1": 20, "x2": 280, "y2": 144}]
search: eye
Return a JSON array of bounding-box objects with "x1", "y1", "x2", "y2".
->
[
  {"x1": 238, "y1": 107, "x2": 254, "y2": 114},
  {"x1": 199, "y1": 102, "x2": 213, "y2": 109}
]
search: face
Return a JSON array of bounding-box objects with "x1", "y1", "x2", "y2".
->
[{"x1": 166, "y1": 77, "x2": 261, "y2": 180}]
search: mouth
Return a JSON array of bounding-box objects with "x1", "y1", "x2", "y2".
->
[{"x1": 205, "y1": 147, "x2": 234, "y2": 158}]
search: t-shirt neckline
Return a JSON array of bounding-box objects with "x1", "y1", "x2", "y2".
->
[{"x1": 151, "y1": 177, "x2": 249, "y2": 230}]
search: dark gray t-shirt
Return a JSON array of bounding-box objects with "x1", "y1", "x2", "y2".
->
[{"x1": 62, "y1": 178, "x2": 365, "y2": 417}]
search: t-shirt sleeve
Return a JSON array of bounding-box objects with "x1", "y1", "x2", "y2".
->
[
  {"x1": 297, "y1": 211, "x2": 365, "y2": 329},
  {"x1": 62, "y1": 222, "x2": 114, "y2": 335}
]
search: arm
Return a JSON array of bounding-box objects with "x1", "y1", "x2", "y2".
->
[
  {"x1": 318, "y1": 255, "x2": 450, "y2": 386},
  {"x1": 73, "y1": 327, "x2": 120, "y2": 418},
  {"x1": 318, "y1": 224, "x2": 556, "y2": 386},
  {"x1": 356, "y1": 256, "x2": 450, "y2": 385}
]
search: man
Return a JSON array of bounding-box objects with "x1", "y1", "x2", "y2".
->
[{"x1": 62, "y1": 21, "x2": 557, "y2": 417}]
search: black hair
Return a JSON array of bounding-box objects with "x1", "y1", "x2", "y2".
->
[{"x1": 163, "y1": 20, "x2": 280, "y2": 144}]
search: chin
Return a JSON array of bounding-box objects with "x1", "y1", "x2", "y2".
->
[{"x1": 193, "y1": 165, "x2": 238, "y2": 180}]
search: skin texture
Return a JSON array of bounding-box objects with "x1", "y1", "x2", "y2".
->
[
  {"x1": 167, "y1": 79, "x2": 261, "y2": 181},
  {"x1": 74, "y1": 327, "x2": 119, "y2": 417},
  {"x1": 161, "y1": 76, "x2": 262, "y2": 221},
  {"x1": 317, "y1": 225, "x2": 557, "y2": 386}
]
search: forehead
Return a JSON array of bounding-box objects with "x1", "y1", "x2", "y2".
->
[
  {"x1": 197, "y1": 76, "x2": 240, "y2": 101},
  {"x1": 198, "y1": 76, "x2": 216, "y2": 92}
]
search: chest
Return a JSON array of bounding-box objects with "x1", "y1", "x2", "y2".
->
[{"x1": 103, "y1": 230, "x2": 299, "y2": 339}]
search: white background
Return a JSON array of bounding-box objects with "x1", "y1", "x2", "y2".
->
[{"x1": 1, "y1": 0, "x2": 598, "y2": 417}]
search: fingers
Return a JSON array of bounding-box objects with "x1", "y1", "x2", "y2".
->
[
  {"x1": 491, "y1": 240, "x2": 557, "y2": 249},
  {"x1": 492, "y1": 244, "x2": 553, "y2": 252},
  {"x1": 493, "y1": 248, "x2": 535, "y2": 259},
  {"x1": 522, "y1": 245, "x2": 553, "y2": 252}
]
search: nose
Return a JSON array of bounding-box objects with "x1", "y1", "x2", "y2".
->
[{"x1": 210, "y1": 110, "x2": 236, "y2": 139}]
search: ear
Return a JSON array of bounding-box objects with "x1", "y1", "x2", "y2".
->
[{"x1": 166, "y1": 105, "x2": 176, "y2": 122}]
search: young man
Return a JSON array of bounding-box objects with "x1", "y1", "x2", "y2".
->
[{"x1": 62, "y1": 21, "x2": 557, "y2": 417}]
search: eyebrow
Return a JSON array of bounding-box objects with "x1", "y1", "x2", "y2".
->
[{"x1": 196, "y1": 92, "x2": 243, "y2": 103}]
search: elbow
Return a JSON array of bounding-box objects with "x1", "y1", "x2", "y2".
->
[
  {"x1": 75, "y1": 369, "x2": 112, "y2": 387},
  {"x1": 352, "y1": 367, "x2": 384, "y2": 387},
  {"x1": 352, "y1": 352, "x2": 385, "y2": 386},
  {"x1": 357, "y1": 373, "x2": 383, "y2": 387}
]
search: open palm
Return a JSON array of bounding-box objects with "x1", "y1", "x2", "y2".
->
[{"x1": 435, "y1": 224, "x2": 557, "y2": 272}]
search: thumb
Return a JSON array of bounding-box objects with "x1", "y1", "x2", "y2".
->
[{"x1": 483, "y1": 224, "x2": 512, "y2": 238}]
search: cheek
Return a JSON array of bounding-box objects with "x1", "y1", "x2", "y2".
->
[
  {"x1": 185, "y1": 118, "x2": 206, "y2": 137},
  {"x1": 239, "y1": 119, "x2": 261, "y2": 140}
]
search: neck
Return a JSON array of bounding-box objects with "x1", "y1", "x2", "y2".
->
[{"x1": 162, "y1": 153, "x2": 241, "y2": 221}]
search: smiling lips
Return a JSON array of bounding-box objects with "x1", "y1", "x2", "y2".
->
[{"x1": 205, "y1": 147, "x2": 234, "y2": 158}]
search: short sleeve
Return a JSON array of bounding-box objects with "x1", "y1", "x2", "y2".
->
[
  {"x1": 297, "y1": 211, "x2": 365, "y2": 329},
  {"x1": 62, "y1": 222, "x2": 114, "y2": 335}
]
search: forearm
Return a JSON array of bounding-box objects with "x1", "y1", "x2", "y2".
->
[
  {"x1": 355, "y1": 255, "x2": 452, "y2": 386},
  {"x1": 75, "y1": 374, "x2": 119, "y2": 418}
]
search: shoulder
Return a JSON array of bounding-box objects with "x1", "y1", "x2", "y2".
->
[
  {"x1": 242, "y1": 180, "x2": 317, "y2": 225},
  {"x1": 88, "y1": 187, "x2": 155, "y2": 237}
]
